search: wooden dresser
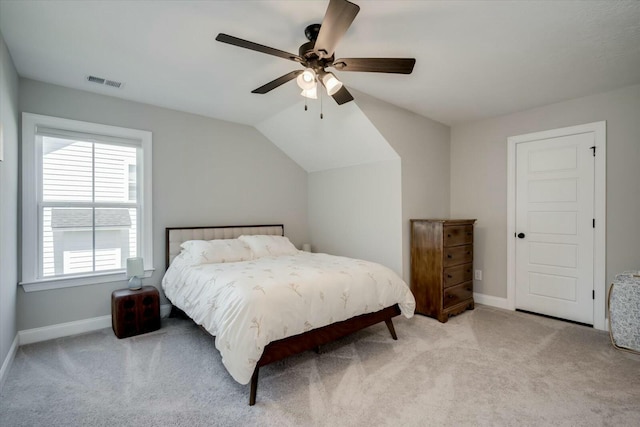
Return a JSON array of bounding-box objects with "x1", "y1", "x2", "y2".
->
[{"x1": 410, "y1": 219, "x2": 476, "y2": 323}]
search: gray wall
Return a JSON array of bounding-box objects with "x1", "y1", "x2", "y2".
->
[
  {"x1": 0, "y1": 30, "x2": 19, "y2": 372},
  {"x1": 450, "y1": 84, "x2": 640, "y2": 299},
  {"x1": 354, "y1": 91, "x2": 451, "y2": 281},
  {"x1": 17, "y1": 78, "x2": 309, "y2": 330},
  {"x1": 308, "y1": 159, "x2": 402, "y2": 275}
]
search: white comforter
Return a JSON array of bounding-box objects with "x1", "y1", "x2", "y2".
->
[{"x1": 162, "y1": 251, "x2": 415, "y2": 384}]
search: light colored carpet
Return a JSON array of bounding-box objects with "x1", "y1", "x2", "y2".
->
[{"x1": 1, "y1": 305, "x2": 639, "y2": 426}]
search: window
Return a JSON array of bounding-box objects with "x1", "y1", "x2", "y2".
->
[{"x1": 21, "y1": 113, "x2": 153, "y2": 291}]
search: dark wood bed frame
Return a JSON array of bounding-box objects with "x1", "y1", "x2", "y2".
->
[{"x1": 165, "y1": 225, "x2": 401, "y2": 406}]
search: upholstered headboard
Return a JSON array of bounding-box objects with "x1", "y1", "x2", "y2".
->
[{"x1": 165, "y1": 224, "x2": 284, "y2": 269}]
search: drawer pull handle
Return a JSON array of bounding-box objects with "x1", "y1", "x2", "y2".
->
[
  {"x1": 447, "y1": 274, "x2": 452, "y2": 278},
  {"x1": 447, "y1": 254, "x2": 452, "y2": 259},
  {"x1": 466, "y1": 232, "x2": 472, "y2": 236},
  {"x1": 447, "y1": 234, "x2": 452, "y2": 238},
  {"x1": 466, "y1": 251, "x2": 471, "y2": 255}
]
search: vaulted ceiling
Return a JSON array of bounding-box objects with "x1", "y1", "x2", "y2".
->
[
  {"x1": 2, "y1": 1, "x2": 639, "y2": 128},
  {"x1": 256, "y1": 97, "x2": 398, "y2": 173}
]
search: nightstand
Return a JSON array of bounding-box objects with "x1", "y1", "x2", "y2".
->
[{"x1": 111, "y1": 286, "x2": 160, "y2": 338}]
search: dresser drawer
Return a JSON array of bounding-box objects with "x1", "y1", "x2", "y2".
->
[
  {"x1": 444, "y1": 263, "x2": 473, "y2": 288},
  {"x1": 444, "y1": 282, "x2": 473, "y2": 309},
  {"x1": 443, "y1": 225, "x2": 473, "y2": 247},
  {"x1": 443, "y1": 245, "x2": 473, "y2": 267}
]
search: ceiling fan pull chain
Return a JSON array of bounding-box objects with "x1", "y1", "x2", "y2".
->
[
  {"x1": 320, "y1": 88, "x2": 324, "y2": 119},
  {"x1": 304, "y1": 97, "x2": 308, "y2": 111}
]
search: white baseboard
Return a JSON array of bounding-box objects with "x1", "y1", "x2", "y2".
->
[
  {"x1": 18, "y1": 304, "x2": 173, "y2": 346},
  {"x1": 19, "y1": 315, "x2": 112, "y2": 345},
  {"x1": 474, "y1": 292, "x2": 510, "y2": 310},
  {"x1": 0, "y1": 334, "x2": 19, "y2": 391}
]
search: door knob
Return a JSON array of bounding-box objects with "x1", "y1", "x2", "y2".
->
[{"x1": 517, "y1": 233, "x2": 525, "y2": 239}]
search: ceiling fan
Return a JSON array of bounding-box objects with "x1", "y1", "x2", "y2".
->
[{"x1": 215, "y1": 0, "x2": 416, "y2": 107}]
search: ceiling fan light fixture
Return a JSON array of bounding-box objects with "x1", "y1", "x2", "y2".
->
[
  {"x1": 296, "y1": 68, "x2": 316, "y2": 90},
  {"x1": 321, "y1": 72, "x2": 342, "y2": 96},
  {"x1": 217, "y1": 0, "x2": 415, "y2": 108}
]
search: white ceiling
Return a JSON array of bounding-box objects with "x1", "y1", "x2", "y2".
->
[
  {"x1": 1, "y1": 0, "x2": 639, "y2": 127},
  {"x1": 256, "y1": 97, "x2": 398, "y2": 173}
]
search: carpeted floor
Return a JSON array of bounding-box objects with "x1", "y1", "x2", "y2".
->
[{"x1": 1, "y1": 305, "x2": 639, "y2": 426}]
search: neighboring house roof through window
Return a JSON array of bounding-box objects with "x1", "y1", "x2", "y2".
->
[{"x1": 51, "y1": 208, "x2": 132, "y2": 229}]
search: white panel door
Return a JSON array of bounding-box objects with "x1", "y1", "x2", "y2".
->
[{"x1": 515, "y1": 133, "x2": 594, "y2": 324}]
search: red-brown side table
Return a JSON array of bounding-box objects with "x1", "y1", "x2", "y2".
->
[{"x1": 111, "y1": 286, "x2": 160, "y2": 338}]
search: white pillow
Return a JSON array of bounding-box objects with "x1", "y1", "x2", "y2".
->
[
  {"x1": 238, "y1": 235, "x2": 299, "y2": 258},
  {"x1": 180, "y1": 239, "x2": 253, "y2": 265}
]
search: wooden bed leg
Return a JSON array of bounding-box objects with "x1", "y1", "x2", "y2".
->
[
  {"x1": 249, "y1": 367, "x2": 259, "y2": 406},
  {"x1": 169, "y1": 305, "x2": 189, "y2": 319},
  {"x1": 169, "y1": 305, "x2": 179, "y2": 318},
  {"x1": 314, "y1": 346, "x2": 321, "y2": 354},
  {"x1": 385, "y1": 318, "x2": 398, "y2": 340}
]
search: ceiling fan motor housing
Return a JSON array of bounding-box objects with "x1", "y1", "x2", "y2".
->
[
  {"x1": 300, "y1": 24, "x2": 335, "y2": 70},
  {"x1": 299, "y1": 41, "x2": 335, "y2": 72}
]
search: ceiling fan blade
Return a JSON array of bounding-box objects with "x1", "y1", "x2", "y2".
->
[
  {"x1": 314, "y1": 0, "x2": 360, "y2": 59},
  {"x1": 331, "y1": 86, "x2": 354, "y2": 105},
  {"x1": 216, "y1": 33, "x2": 303, "y2": 63},
  {"x1": 332, "y1": 58, "x2": 416, "y2": 74},
  {"x1": 251, "y1": 70, "x2": 303, "y2": 94}
]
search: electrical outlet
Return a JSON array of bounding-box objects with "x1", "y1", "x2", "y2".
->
[{"x1": 475, "y1": 270, "x2": 482, "y2": 281}]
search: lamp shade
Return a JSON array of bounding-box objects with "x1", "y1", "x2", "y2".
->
[
  {"x1": 296, "y1": 68, "x2": 316, "y2": 90},
  {"x1": 321, "y1": 72, "x2": 342, "y2": 96},
  {"x1": 126, "y1": 257, "x2": 144, "y2": 278}
]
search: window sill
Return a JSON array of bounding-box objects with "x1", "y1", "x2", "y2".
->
[{"x1": 19, "y1": 269, "x2": 155, "y2": 292}]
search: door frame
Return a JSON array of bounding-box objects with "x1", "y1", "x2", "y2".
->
[{"x1": 506, "y1": 121, "x2": 606, "y2": 330}]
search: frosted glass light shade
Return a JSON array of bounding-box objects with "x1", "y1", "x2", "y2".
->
[
  {"x1": 300, "y1": 85, "x2": 318, "y2": 99},
  {"x1": 296, "y1": 68, "x2": 316, "y2": 90},
  {"x1": 322, "y1": 72, "x2": 342, "y2": 96}
]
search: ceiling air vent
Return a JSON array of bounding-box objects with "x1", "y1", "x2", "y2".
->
[
  {"x1": 87, "y1": 75, "x2": 105, "y2": 84},
  {"x1": 86, "y1": 75, "x2": 123, "y2": 89},
  {"x1": 104, "y1": 79, "x2": 122, "y2": 88}
]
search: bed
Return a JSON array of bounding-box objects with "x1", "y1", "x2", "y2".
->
[{"x1": 162, "y1": 224, "x2": 415, "y2": 405}]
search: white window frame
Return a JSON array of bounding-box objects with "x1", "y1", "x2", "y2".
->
[{"x1": 21, "y1": 113, "x2": 153, "y2": 292}]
